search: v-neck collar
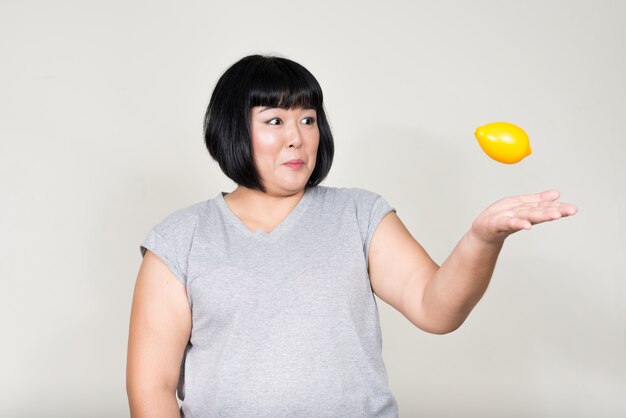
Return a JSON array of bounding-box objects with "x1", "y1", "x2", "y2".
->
[{"x1": 216, "y1": 187, "x2": 316, "y2": 241}]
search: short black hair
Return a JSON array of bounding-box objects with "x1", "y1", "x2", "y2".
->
[{"x1": 204, "y1": 55, "x2": 334, "y2": 192}]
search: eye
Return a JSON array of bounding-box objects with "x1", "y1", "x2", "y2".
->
[
  {"x1": 301, "y1": 117, "x2": 316, "y2": 125},
  {"x1": 267, "y1": 118, "x2": 282, "y2": 125}
]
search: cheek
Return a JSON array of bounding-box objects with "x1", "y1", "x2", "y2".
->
[
  {"x1": 254, "y1": 132, "x2": 280, "y2": 149},
  {"x1": 252, "y1": 133, "x2": 282, "y2": 166},
  {"x1": 308, "y1": 132, "x2": 320, "y2": 154}
]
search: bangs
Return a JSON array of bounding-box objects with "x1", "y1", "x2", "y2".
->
[{"x1": 248, "y1": 58, "x2": 323, "y2": 110}]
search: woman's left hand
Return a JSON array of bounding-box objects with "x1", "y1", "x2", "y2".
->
[{"x1": 470, "y1": 190, "x2": 578, "y2": 246}]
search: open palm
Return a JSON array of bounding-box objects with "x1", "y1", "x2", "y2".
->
[{"x1": 470, "y1": 190, "x2": 578, "y2": 245}]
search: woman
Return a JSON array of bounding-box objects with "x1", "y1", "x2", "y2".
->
[{"x1": 126, "y1": 55, "x2": 577, "y2": 417}]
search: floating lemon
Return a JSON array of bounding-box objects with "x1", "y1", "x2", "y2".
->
[{"x1": 474, "y1": 122, "x2": 532, "y2": 164}]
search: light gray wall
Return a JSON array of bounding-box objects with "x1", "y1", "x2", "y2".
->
[{"x1": 1, "y1": 0, "x2": 624, "y2": 416}]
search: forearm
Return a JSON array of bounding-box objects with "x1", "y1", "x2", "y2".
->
[
  {"x1": 420, "y1": 230, "x2": 503, "y2": 334},
  {"x1": 128, "y1": 387, "x2": 181, "y2": 418}
]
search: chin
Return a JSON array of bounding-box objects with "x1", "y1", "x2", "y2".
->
[
  {"x1": 273, "y1": 179, "x2": 310, "y2": 195},
  {"x1": 282, "y1": 184, "x2": 308, "y2": 194}
]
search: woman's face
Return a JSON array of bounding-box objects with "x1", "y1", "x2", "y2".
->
[{"x1": 250, "y1": 106, "x2": 319, "y2": 196}]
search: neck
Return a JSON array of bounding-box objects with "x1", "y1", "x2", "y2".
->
[
  {"x1": 225, "y1": 186, "x2": 306, "y2": 219},
  {"x1": 228, "y1": 185, "x2": 305, "y2": 200}
]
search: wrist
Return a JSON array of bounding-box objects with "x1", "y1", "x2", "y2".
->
[{"x1": 466, "y1": 226, "x2": 506, "y2": 250}]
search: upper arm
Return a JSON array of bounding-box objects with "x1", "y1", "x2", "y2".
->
[
  {"x1": 368, "y1": 211, "x2": 439, "y2": 329},
  {"x1": 127, "y1": 250, "x2": 192, "y2": 402}
]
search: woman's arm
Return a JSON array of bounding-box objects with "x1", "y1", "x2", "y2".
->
[
  {"x1": 126, "y1": 250, "x2": 192, "y2": 417},
  {"x1": 368, "y1": 190, "x2": 577, "y2": 334}
]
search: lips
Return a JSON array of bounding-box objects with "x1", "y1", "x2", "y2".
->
[{"x1": 283, "y1": 159, "x2": 304, "y2": 167}]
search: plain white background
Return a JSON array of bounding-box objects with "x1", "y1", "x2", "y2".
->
[{"x1": 1, "y1": 0, "x2": 625, "y2": 416}]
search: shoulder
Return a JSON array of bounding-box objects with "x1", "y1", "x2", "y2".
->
[
  {"x1": 312, "y1": 185, "x2": 394, "y2": 227},
  {"x1": 313, "y1": 185, "x2": 386, "y2": 207},
  {"x1": 140, "y1": 198, "x2": 216, "y2": 283},
  {"x1": 147, "y1": 199, "x2": 212, "y2": 240},
  {"x1": 316, "y1": 186, "x2": 391, "y2": 216}
]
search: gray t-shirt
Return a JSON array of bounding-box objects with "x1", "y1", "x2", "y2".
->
[{"x1": 140, "y1": 185, "x2": 399, "y2": 417}]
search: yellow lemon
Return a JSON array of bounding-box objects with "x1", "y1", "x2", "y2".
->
[{"x1": 474, "y1": 122, "x2": 532, "y2": 164}]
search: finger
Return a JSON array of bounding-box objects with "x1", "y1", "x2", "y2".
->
[
  {"x1": 493, "y1": 190, "x2": 561, "y2": 212},
  {"x1": 560, "y1": 203, "x2": 579, "y2": 216},
  {"x1": 539, "y1": 189, "x2": 560, "y2": 202},
  {"x1": 537, "y1": 200, "x2": 563, "y2": 208},
  {"x1": 507, "y1": 206, "x2": 561, "y2": 225},
  {"x1": 486, "y1": 196, "x2": 542, "y2": 213},
  {"x1": 508, "y1": 217, "x2": 532, "y2": 231},
  {"x1": 534, "y1": 201, "x2": 578, "y2": 217},
  {"x1": 508, "y1": 199, "x2": 574, "y2": 215},
  {"x1": 511, "y1": 189, "x2": 559, "y2": 204},
  {"x1": 493, "y1": 215, "x2": 531, "y2": 232},
  {"x1": 514, "y1": 201, "x2": 562, "y2": 211},
  {"x1": 520, "y1": 203, "x2": 580, "y2": 224}
]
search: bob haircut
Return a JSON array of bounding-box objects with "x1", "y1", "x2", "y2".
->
[{"x1": 204, "y1": 55, "x2": 334, "y2": 192}]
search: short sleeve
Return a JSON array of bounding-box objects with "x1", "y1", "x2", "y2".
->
[
  {"x1": 140, "y1": 228, "x2": 187, "y2": 285},
  {"x1": 139, "y1": 205, "x2": 201, "y2": 286},
  {"x1": 352, "y1": 188, "x2": 397, "y2": 262}
]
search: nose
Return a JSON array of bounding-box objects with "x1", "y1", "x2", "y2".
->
[{"x1": 287, "y1": 123, "x2": 304, "y2": 149}]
